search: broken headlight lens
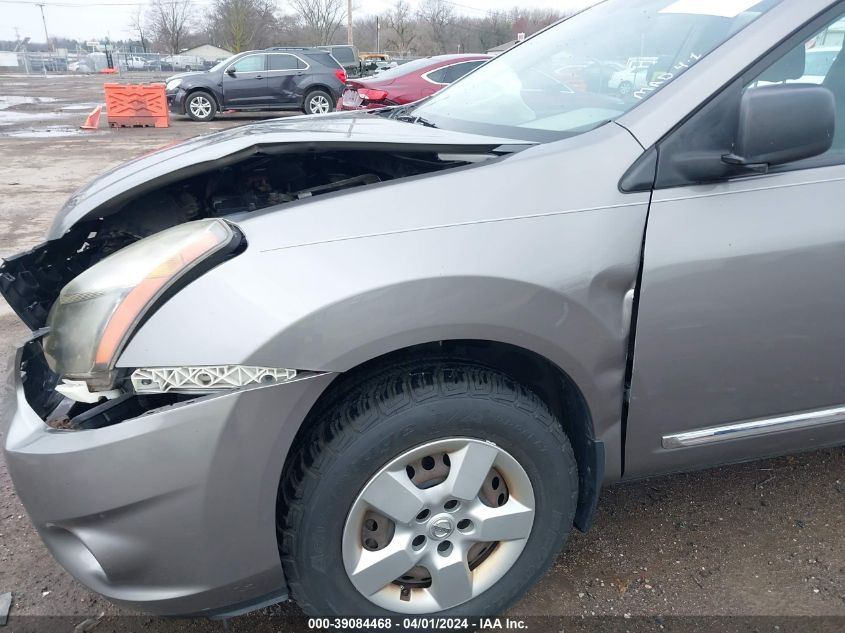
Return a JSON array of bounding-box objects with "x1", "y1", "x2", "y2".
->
[{"x1": 44, "y1": 219, "x2": 240, "y2": 387}]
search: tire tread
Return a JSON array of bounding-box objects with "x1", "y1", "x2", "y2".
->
[{"x1": 278, "y1": 360, "x2": 578, "y2": 615}]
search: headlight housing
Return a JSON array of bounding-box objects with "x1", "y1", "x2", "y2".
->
[
  {"x1": 165, "y1": 78, "x2": 182, "y2": 91},
  {"x1": 44, "y1": 219, "x2": 241, "y2": 388}
]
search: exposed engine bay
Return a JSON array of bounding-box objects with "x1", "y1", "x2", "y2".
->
[
  {"x1": 0, "y1": 149, "x2": 479, "y2": 331},
  {"x1": 1, "y1": 146, "x2": 500, "y2": 431}
]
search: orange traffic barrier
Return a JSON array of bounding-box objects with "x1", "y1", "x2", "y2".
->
[
  {"x1": 103, "y1": 83, "x2": 169, "y2": 128},
  {"x1": 99, "y1": 68, "x2": 118, "y2": 74},
  {"x1": 80, "y1": 105, "x2": 102, "y2": 130}
]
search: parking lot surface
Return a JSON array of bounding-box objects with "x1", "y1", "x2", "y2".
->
[{"x1": 0, "y1": 74, "x2": 843, "y2": 630}]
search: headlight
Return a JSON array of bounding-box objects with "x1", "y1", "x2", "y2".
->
[
  {"x1": 165, "y1": 78, "x2": 182, "y2": 91},
  {"x1": 44, "y1": 219, "x2": 241, "y2": 387}
]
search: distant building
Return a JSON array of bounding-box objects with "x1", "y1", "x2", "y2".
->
[
  {"x1": 487, "y1": 40, "x2": 518, "y2": 55},
  {"x1": 181, "y1": 44, "x2": 233, "y2": 62}
]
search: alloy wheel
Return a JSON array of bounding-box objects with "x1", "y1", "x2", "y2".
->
[
  {"x1": 309, "y1": 94, "x2": 331, "y2": 114},
  {"x1": 342, "y1": 438, "x2": 535, "y2": 613},
  {"x1": 189, "y1": 95, "x2": 212, "y2": 119}
]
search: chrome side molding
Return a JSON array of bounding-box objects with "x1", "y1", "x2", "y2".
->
[{"x1": 662, "y1": 405, "x2": 845, "y2": 449}]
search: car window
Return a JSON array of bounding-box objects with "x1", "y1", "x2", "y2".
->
[
  {"x1": 332, "y1": 47, "x2": 357, "y2": 65},
  {"x1": 805, "y1": 49, "x2": 840, "y2": 77},
  {"x1": 655, "y1": 4, "x2": 845, "y2": 189},
  {"x1": 412, "y1": 0, "x2": 783, "y2": 142},
  {"x1": 307, "y1": 52, "x2": 342, "y2": 69},
  {"x1": 426, "y1": 67, "x2": 450, "y2": 84},
  {"x1": 373, "y1": 57, "x2": 446, "y2": 80},
  {"x1": 443, "y1": 61, "x2": 485, "y2": 84},
  {"x1": 268, "y1": 54, "x2": 302, "y2": 71},
  {"x1": 230, "y1": 54, "x2": 265, "y2": 73},
  {"x1": 747, "y1": 10, "x2": 845, "y2": 161}
]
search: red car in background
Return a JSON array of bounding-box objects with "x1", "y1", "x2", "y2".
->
[{"x1": 339, "y1": 54, "x2": 491, "y2": 110}]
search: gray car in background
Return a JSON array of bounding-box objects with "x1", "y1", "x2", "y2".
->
[
  {"x1": 2, "y1": 0, "x2": 845, "y2": 619},
  {"x1": 165, "y1": 47, "x2": 348, "y2": 121}
]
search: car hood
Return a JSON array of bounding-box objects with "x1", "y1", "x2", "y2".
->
[
  {"x1": 48, "y1": 113, "x2": 531, "y2": 239},
  {"x1": 166, "y1": 71, "x2": 207, "y2": 82}
]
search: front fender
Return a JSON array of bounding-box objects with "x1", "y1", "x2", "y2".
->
[{"x1": 119, "y1": 201, "x2": 647, "y2": 481}]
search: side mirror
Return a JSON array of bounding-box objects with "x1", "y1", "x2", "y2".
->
[
  {"x1": 723, "y1": 84, "x2": 835, "y2": 168},
  {"x1": 226, "y1": 68, "x2": 236, "y2": 77}
]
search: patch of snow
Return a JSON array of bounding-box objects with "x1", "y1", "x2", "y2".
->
[
  {"x1": 2, "y1": 125, "x2": 93, "y2": 138},
  {"x1": 0, "y1": 95, "x2": 59, "y2": 110},
  {"x1": 0, "y1": 111, "x2": 71, "y2": 126}
]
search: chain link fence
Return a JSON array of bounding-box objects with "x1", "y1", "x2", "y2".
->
[{"x1": 0, "y1": 50, "x2": 216, "y2": 75}]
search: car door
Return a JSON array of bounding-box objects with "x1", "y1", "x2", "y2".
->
[
  {"x1": 626, "y1": 10, "x2": 845, "y2": 478},
  {"x1": 221, "y1": 54, "x2": 268, "y2": 108},
  {"x1": 266, "y1": 53, "x2": 306, "y2": 106}
]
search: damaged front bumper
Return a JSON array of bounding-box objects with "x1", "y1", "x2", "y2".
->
[
  {"x1": 1, "y1": 336, "x2": 337, "y2": 616},
  {"x1": 166, "y1": 88, "x2": 188, "y2": 115}
]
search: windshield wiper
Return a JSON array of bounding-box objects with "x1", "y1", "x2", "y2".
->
[{"x1": 395, "y1": 114, "x2": 438, "y2": 129}]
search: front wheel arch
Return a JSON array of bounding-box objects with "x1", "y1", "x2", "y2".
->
[
  {"x1": 278, "y1": 358, "x2": 579, "y2": 615},
  {"x1": 279, "y1": 340, "x2": 601, "y2": 537}
]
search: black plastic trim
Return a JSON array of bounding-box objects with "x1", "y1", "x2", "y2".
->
[{"x1": 619, "y1": 146, "x2": 658, "y2": 193}]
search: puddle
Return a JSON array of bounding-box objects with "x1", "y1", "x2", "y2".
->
[
  {"x1": 0, "y1": 95, "x2": 59, "y2": 110},
  {"x1": 2, "y1": 125, "x2": 94, "y2": 138},
  {"x1": 0, "y1": 110, "x2": 69, "y2": 125}
]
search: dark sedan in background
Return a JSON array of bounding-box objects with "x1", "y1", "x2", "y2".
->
[
  {"x1": 166, "y1": 47, "x2": 348, "y2": 121},
  {"x1": 339, "y1": 54, "x2": 490, "y2": 110}
]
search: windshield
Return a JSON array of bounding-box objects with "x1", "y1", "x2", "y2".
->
[
  {"x1": 412, "y1": 0, "x2": 783, "y2": 141},
  {"x1": 209, "y1": 55, "x2": 237, "y2": 73}
]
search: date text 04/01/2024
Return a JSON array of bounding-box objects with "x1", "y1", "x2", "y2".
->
[{"x1": 306, "y1": 617, "x2": 529, "y2": 630}]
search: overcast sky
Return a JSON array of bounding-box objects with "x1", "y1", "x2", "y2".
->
[{"x1": 2, "y1": 0, "x2": 582, "y2": 44}]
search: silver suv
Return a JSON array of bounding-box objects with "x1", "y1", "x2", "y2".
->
[{"x1": 2, "y1": 0, "x2": 844, "y2": 619}]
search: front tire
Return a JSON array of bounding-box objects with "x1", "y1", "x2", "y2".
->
[
  {"x1": 304, "y1": 89, "x2": 334, "y2": 115},
  {"x1": 185, "y1": 90, "x2": 216, "y2": 122},
  {"x1": 279, "y1": 361, "x2": 578, "y2": 616}
]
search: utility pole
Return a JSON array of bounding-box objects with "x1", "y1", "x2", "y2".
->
[
  {"x1": 36, "y1": 3, "x2": 51, "y2": 51},
  {"x1": 376, "y1": 16, "x2": 380, "y2": 53},
  {"x1": 347, "y1": 0, "x2": 353, "y2": 46}
]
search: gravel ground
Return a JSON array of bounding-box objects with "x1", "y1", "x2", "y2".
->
[{"x1": 0, "y1": 74, "x2": 843, "y2": 632}]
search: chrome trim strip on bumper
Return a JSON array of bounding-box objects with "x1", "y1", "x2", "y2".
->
[{"x1": 662, "y1": 405, "x2": 845, "y2": 449}]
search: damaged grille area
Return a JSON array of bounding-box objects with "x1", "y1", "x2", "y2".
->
[
  {"x1": 0, "y1": 149, "x2": 474, "y2": 330},
  {"x1": 21, "y1": 338, "x2": 193, "y2": 430}
]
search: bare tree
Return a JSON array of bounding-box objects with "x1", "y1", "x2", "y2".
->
[
  {"x1": 289, "y1": 0, "x2": 346, "y2": 45},
  {"x1": 417, "y1": 0, "x2": 455, "y2": 54},
  {"x1": 384, "y1": 0, "x2": 416, "y2": 55},
  {"x1": 149, "y1": 0, "x2": 195, "y2": 54},
  {"x1": 207, "y1": 0, "x2": 279, "y2": 52},
  {"x1": 477, "y1": 11, "x2": 510, "y2": 53},
  {"x1": 129, "y1": 5, "x2": 150, "y2": 52}
]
